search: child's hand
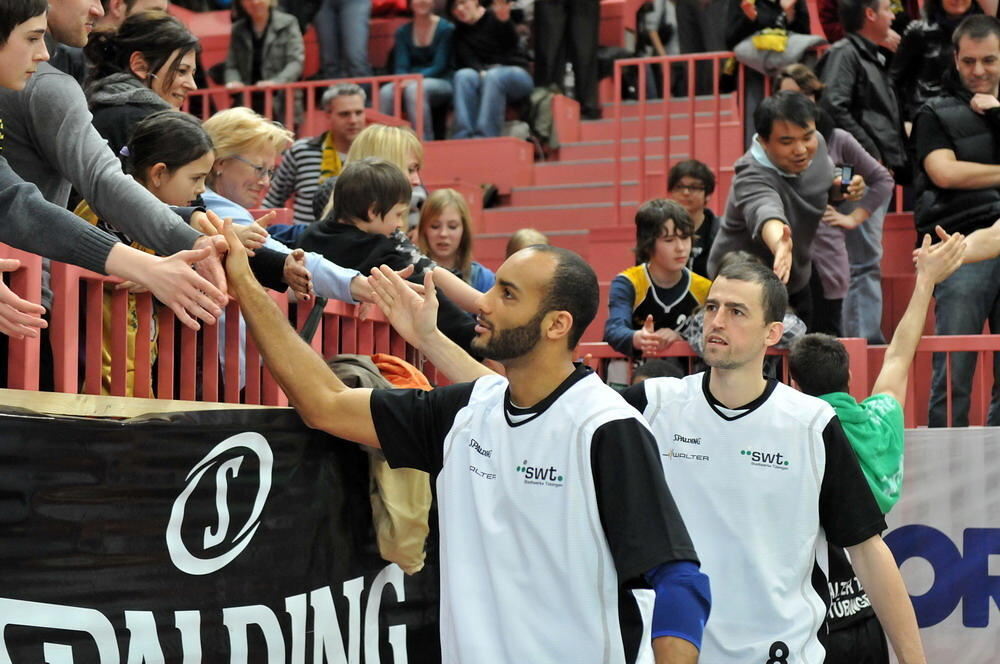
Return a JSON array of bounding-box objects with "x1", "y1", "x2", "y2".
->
[{"x1": 232, "y1": 222, "x2": 269, "y2": 256}]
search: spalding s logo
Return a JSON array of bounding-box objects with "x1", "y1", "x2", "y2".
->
[{"x1": 166, "y1": 432, "x2": 273, "y2": 575}]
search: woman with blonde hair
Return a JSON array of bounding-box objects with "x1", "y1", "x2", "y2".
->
[
  {"x1": 417, "y1": 188, "x2": 494, "y2": 292},
  {"x1": 201, "y1": 106, "x2": 370, "y2": 304},
  {"x1": 314, "y1": 123, "x2": 425, "y2": 223}
]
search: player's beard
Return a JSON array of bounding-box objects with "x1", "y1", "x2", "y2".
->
[{"x1": 472, "y1": 310, "x2": 546, "y2": 361}]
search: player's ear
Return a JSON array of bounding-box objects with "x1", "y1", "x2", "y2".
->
[
  {"x1": 543, "y1": 310, "x2": 573, "y2": 343},
  {"x1": 764, "y1": 320, "x2": 784, "y2": 348}
]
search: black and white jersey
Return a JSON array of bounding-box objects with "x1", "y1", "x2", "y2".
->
[
  {"x1": 622, "y1": 372, "x2": 885, "y2": 664},
  {"x1": 371, "y1": 365, "x2": 698, "y2": 664}
]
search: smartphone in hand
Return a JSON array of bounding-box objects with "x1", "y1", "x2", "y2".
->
[{"x1": 840, "y1": 164, "x2": 854, "y2": 194}]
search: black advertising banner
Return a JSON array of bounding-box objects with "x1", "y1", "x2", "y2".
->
[{"x1": 0, "y1": 408, "x2": 440, "y2": 663}]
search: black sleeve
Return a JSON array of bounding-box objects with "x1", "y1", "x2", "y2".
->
[
  {"x1": 591, "y1": 418, "x2": 699, "y2": 585},
  {"x1": 789, "y1": 0, "x2": 811, "y2": 34},
  {"x1": 818, "y1": 416, "x2": 887, "y2": 548},
  {"x1": 889, "y1": 27, "x2": 921, "y2": 121},
  {"x1": 370, "y1": 381, "x2": 478, "y2": 473},
  {"x1": 725, "y1": 0, "x2": 757, "y2": 49},
  {"x1": 168, "y1": 205, "x2": 207, "y2": 224},
  {"x1": 620, "y1": 383, "x2": 648, "y2": 413},
  {"x1": 248, "y1": 246, "x2": 288, "y2": 292},
  {"x1": 913, "y1": 105, "x2": 953, "y2": 164}
]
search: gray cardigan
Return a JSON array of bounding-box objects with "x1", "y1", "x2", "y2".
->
[
  {"x1": 224, "y1": 10, "x2": 305, "y2": 85},
  {"x1": 0, "y1": 61, "x2": 201, "y2": 256},
  {"x1": 708, "y1": 134, "x2": 836, "y2": 295},
  {"x1": 0, "y1": 155, "x2": 118, "y2": 273}
]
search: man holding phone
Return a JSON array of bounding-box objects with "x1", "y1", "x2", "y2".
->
[{"x1": 708, "y1": 91, "x2": 865, "y2": 330}]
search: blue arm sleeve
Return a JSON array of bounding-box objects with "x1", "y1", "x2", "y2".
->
[
  {"x1": 643, "y1": 560, "x2": 711, "y2": 651},
  {"x1": 267, "y1": 223, "x2": 306, "y2": 245},
  {"x1": 603, "y1": 275, "x2": 638, "y2": 356}
]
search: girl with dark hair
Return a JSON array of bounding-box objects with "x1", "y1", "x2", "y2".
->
[
  {"x1": 84, "y1": 10, "x2": 200, "y2": 155},
  {"x1": 78, "y1": 109, "x2": 312, "y2": 395}
]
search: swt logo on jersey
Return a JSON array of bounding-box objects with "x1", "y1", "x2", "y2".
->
[
  {"x1": 740, "y1": 448, "x2": 790, "y2": 469},
  {"x1": 515, "y1": 460, "x2": 565, "y2": 487}
]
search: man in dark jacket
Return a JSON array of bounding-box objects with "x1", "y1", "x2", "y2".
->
[
  {"x1": 817, "y1": 0, "x2": 907, "y2": 344},
  {"x1": 912, "y1": 14, "x2": 1000, "y2": 426},
  {"x1": 819, "y1": 0, "x2": 907, "y2": 174}
]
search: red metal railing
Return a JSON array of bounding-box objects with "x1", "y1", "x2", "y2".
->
[
  {"x1": 184, "y1": 74, "x2": 425, "y2": 139},
  {"x1": 611, "y1": 52, "x2": 743, "y2": 225},
  {"x1": 0, "y1": 245, "x2": 417, "y2": 406},
  {"x1": 578, "y1": 335, "x2": 1000, "y2": 428}
]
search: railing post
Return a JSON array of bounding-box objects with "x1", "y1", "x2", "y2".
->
[{"x1": 840, "y1": 337, "x2": 870, "y2": 402}]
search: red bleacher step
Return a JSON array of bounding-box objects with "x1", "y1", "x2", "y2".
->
[
  {"x1": 559, "y1": 135, "x2": 691, "y2": 161},
  {"x1": 482, "y1": 202, "x2": 640, "y2": 233},
  {"x1": 580, "y1": 114, "x2": 739, "y2": 142},
  {"x1": 534, "y1": 157, "x2": 672, "y2": 185},
  {"x1": 603, "y1": 95, "x2": 741, "y2": 119},
  {"x1": 422, "y1": 137, "x2": 535, "y2": 194},
  {"x1": 510, "y1": 181, "x2": 642, "y2": 207}
]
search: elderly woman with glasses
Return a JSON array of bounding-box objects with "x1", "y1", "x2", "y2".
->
[
  {"x1": 202, "y1": 107, "x2": 372, "y2": 304},
  {"x1": 201, "y1": 107, "x2": 380, "y2": 386}
]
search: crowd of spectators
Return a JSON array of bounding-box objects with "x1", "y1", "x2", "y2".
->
[{"x1": 597, "y1": 1, "x2": 1000, "y2": 428}]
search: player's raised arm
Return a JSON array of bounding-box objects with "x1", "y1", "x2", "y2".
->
[
  {"x1": 369, "y1": 264, "x2": 495, "y2": 382},
  {"x1": 872, "y1": 228, "x2": 965, "y2": 404},
  {"x1": 223, "y1": 220, "x2": 379, "y2": 447}
]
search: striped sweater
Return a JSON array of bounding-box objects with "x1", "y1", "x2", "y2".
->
[{"x1": 263, "y1": 131, "x2": 344, "y2": 224}]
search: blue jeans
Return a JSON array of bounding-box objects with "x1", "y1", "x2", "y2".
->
[
  {"x1": 928, "y1": 256, "x2": 1000, "y2": 427},
  {"x1": 841, "y1": 198, "x2": 889, "y2": 344},
  {"x1": 314, "y1": 0, "x2": 372, "y2": 79},
  {"x1": 452, "y1": 66, "x2": 533, "y2": 138},
  {"x1": 378, "y1": 77, "x2": 453, "y2": 140}
]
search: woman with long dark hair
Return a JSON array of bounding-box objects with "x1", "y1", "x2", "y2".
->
[{"x1": 84, "y1": 10, "x2": 200, "y2": 155}]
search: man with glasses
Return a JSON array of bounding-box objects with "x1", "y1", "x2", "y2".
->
[
  {"x1": 668, "y1": 159, "x2": 717, "y2": 278},
  {"x1": 264, "y1": 82, "x2": 366, "y2": 225}
]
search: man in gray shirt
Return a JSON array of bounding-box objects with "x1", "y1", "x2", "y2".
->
[
  {"x1": 707, "y1": 91, "x2": 864, "y2": 329},
  {"x1": 0, "y1": 0, "x2": 228, "y2": 295}
]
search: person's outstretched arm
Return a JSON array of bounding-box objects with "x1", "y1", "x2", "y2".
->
[
  {"x1": 369, "y1": 264, "x2": 495, "y2": 382},
  {"x1": 872, "y1": 228, "x2": 965, "y2": 404},
  {"x1": 224, "y1": 220, "x2": 380, "y2": 446},
  {"x1": 958, "y1": 218, "x2": 1000, "y2": 264}
]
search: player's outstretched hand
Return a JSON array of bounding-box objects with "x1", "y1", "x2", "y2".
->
[
  {"x1": 368, "y1": 264, "x2": 438, "y2": 345},
  {"x1": 222, "y1": 218, "x2": 256, "y2": 297},
  {"x1": 916, "y1": 226, "x2": 965, "y2": 286},
  {"x1": 0, "y1": 259, "x2": 46, "y2": 339},
  {"x1": 351, "y1": 264, "x2": 415, "y2": 303}
]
